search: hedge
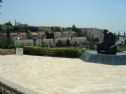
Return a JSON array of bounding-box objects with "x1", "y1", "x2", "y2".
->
[{"x1": 23, "y1": 46, "x2": 85, "y2": 58}]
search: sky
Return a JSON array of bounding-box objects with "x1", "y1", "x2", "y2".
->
[{"x1": 0, "y1": 0, "x2": 126, "y2": 33}]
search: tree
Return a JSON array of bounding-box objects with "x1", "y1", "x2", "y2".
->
[
  {"x1": 118, "y1": 31, "x2": 120, "y2": 40},
  {"x1": 0, "y1": 21, "x2": 15, "y2": 48},
  {"x1": 5, "y1": 21, "x2": 13, "y2": 26},
  {"x1": 49, "y1": 32, "x2": 54, "y2": 39},
  {"x1": 71, "y1": 41, "x2": 78, "y2": 47},
  {"x1": 72, "y1": 24, "x2": 81, "y2": 35},
  {"x1": 45, "y1": 31, "x2": 54, "y2": 39},
  {"x1": 94, "y1": 37, "x2": 99, "y2": 43},
  {"x1": 83, "y1": 31, "x2": 87, "y2": 37},
  {"x1": 72, "y1": 24, "x2": 77, "y2": 32},
  {"x1": 124, "y1": 32, "x2": 126, "y2": 38},
  {"x1": 86, "y1": 33, "x2": 92, "y2": 41},
  {"x1": 56, "y1": 40, "x2": 63, "y2": 47},
  {"x1": 0, "y1": 24, "x2": 3, "y2": 31},
  {"x1": 28, "y1": 26, "x2": 38, "y2": 32},
  {"x1": 66, "y1": 39, "x2": 70, "y2": 46},
  {"x1": 125, "y1": 39, "x2": 126, "y2": 46}
]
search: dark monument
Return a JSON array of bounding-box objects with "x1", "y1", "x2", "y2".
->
[
  {"x1": 97, "y1": 30, "x2": 117, "y2": 55},
  {"x1": 81, "y1": 30, "x2": 126, "y2": 65}
]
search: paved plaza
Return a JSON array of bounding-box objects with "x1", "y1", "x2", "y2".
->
[{"x1": 0, "y1": 55, "x2": 126, "y2": 94}]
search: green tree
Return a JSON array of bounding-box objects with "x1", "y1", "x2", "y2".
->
[
  {"x1": 28, "y1": 26, "x2": 38, "y2": 32},
  {"x1": 124, "y1": 32, "x2": 126, "y2": 38},
  {"x1": 49, "y1": 32, "x2": 54, "y2": 39},
  {"x1": 5, "y1": 21, "x2": 13, "y2": 26},
  {"x1": 86, "y1": 33, "x2": 92, "y2": 41},
  {"x1": 72, "y1": 24, "x2": 77, "y2": 32},
  {"x1": 118, "y1": 31, "x2": 120, "y2": 40},
  {"x1": 1, "y1": 21, "x2": 15, "y2": 48},
  {"x1": 0, "y1": 24, "x2": 3, "y2": 31},
  {"x1": 72, "y1": 24, "x2": 81, "y2": 35},
  {"x1": 66, "y1": 39, "x2": 70, "y2": 46},
  {"x1": 45, "y1": 31, "x2": 54, "y2": 39},
  {"x1": 45, "y1": 31, "x2": 49, "y2": 38},
  {"x1": 71, "y1": 41, "x2": 78, "y2": 47},
  {"x1": 124, "y1": 39, "x2": 126, "y2": 46},
  {"x1": 56, "y1": 40, "x2": 63, "y2": 47},
  {"x1": 83, "y1": 31, "x2": 87, "y2": 37},
  {"x1": 94, "y1": 37, "x2": 99, "y2": 43}
]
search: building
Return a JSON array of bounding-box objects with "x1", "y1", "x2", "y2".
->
[
  {"x1": 14, "y1": 39, "x2": 33, "y2": 46},
  {"x1": 55, "y1": 37, "x2": 71, "y2": 45},
  {"x1": 30, "y1": 32, "x2": 39, "y2": 40},
  {"x1": 38, "y1": 32, "x2": 46, "y2": 39},
  {"x1": 42, "y1": 39, "x2": 54, "y2": 46},
  {"x1": 10, "y1": 32, "x2": 19, "y2": 42},
  {"x1": 71, "y1": 37, "x2": 87, "y2": 45},
  {"x1": 36, "y1": 39, "x2": 42, "y2": 46},
  {"x1": 81, "y1": 28, "x2": 104, "y2": 42},
  {"x1": 19, "y1": 32, "x2": 28, "y2": 39},
  {"x1": 62, "y1": 31, "x2": 76, "y2": 37},
  {"x1": 54, "y1": 32, "x2": 62, "y2": 38},
  {"x1": 0, "y1": 32, "x2": 6, "y2": 40}
]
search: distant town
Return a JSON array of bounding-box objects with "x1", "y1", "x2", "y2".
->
[{"x1": 0, "y1": 21, "x2": 126, "y2": 49}]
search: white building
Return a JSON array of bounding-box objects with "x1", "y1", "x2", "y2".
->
[
  {"x1": 36, "y1": 39, "x2": 42, "y2": 46},
  {"x1": 14, "y1": 39, "x2": 33, "y2": 46},
  {"x1": 71, "y1": 37, "x2": 87, "y2": 44},
  {"x1": 42, "y1": 39, "x2": 54, "y2": 46}
]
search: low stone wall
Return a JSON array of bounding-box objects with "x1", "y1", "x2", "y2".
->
[
  {"x1": 0, "y1": 82, "x2": 23, "y2": 94},
  {"x1": 81, "y1": 51, "x2": 126, "y2": 65},
  {"x1": 0, "y1": 49, "x2": 16, "y2": 55}
]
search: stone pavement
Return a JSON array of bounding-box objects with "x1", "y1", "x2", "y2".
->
[{"x1": 0, "y1": 55, "x2": 126, "y2": 94}]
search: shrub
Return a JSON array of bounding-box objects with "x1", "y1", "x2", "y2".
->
[
  {"x1": 55, "y1": 40, "x2": 63, "y2": 47},
  {"x1": 23, "y1": 46, "x2": 85, "y2": 58}
]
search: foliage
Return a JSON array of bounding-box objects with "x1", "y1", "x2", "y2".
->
[
  {"x1": 28, "y1": 26, "x2": 38, "y2": 32},
  {"x1": 66, "y1": 39, "x2": 70, "y2": 46},
  {"x1": 51, "y1": 27, "x2": 61, "y2": 32},
  {"x1": 0, "y1": 24, "x2": 3, "y2": 31},
  {"x1": 5, "y1": 21, "x2": 13, "y2": 26},
  {"x1": 0, "y1": 39, "x2": 15, "y2": 49},
  {"x1": 45, "y1": 31, "x2": 54, "y2": 39},
  {"x1": 71, "y1": 41, "x2": 78, "y2": 47},
  {"x1": 72, "y1": 24, "x2": 81, "y2": 34},
  {"x1": 0, "y1": 21, "x2": 15, "y2": 49},
  {"x1": 72, "y1": 24, "x2": 77, "y2": 32},
  {"x1": 56, "y1": 40, "x2": 63, "y2": 47},
  {"x1": 117, "y1": 47, "x2": 126, "y2": 52},
  {"x1": 23, "y1": 46, "x2": 84, "y2": 58}
]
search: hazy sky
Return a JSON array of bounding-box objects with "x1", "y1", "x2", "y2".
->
[{"x1": 0, "y1": 0, "x2": 126, "y2": 33}]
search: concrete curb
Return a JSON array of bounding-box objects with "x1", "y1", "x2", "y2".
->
[{"x1": 0, "y1": 76, "x2": 40, "y2": 94}]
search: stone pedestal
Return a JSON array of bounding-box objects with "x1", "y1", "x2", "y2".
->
[
  {"x1": 16, "y1": 48, "x2": 23, "y2": 55},
  {"x1": 80, "y1": 51, "x2": 126, "y2": 65}
]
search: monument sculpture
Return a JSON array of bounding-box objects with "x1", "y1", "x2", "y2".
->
[
  {"x1": 81, "y1": 30, "x2": 126, "y2": 65},
  {"x1": 97, "y1": 30, "x2": 117, "y2": 55}
]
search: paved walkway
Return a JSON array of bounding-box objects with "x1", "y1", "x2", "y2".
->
[{"x1": 0, "y1": 55, "x2": 126, "y2": 94}]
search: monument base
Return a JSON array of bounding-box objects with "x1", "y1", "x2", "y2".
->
[{"x1": 80, "y1": 51, "x2": 126, "y2": 65}]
